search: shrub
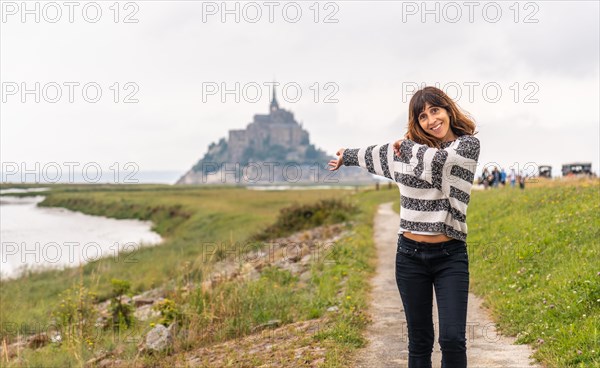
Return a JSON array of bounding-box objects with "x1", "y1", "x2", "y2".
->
[
  {"x1": 250, "y1": 198, "x2": 358, "y2": 241},
  {"x1": 109, "y1": 279, "x2": 135, "y2": 331},
  {"x1": 153, "y1": 298, "x2": 183, "y2": 327},
  {"x1": 50, "y1": 279, "x2": 98, "y2": 347}
]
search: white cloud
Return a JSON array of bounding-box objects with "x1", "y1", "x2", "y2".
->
[{"x1": 1, "y1": 1, "x2": 598, "y2": 178}]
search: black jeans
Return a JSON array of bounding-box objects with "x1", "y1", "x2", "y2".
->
[{"x1": 395, "y1": 233, "x2": 469, "y2": 368}]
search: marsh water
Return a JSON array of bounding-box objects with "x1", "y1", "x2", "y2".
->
[{"x1": 0, "y1": 190, "x2": 162, "y2": 280}]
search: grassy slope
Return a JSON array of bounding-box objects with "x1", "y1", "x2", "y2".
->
[{"x1": 466, "y1": 181, "x2": 600, "y2": 367}]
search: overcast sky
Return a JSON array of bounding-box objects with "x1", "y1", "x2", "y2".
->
[{"x1": 1, "y1": 1, "x2": 599, "y2": 183}]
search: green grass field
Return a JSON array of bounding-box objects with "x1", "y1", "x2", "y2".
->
[
  {"x1": 1, "y1": 179, "x2": 598, "y2": 367},
  {"x1": 467, "y1": 181, "x2": 599, "y2": 367}
]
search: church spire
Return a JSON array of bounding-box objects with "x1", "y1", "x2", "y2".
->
[{"x1": 270, "y1": 83, "x2": 279, "y2": 112}]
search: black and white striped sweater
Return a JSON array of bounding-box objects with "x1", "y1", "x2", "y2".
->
[{"x1": 342, "y1": 135, "x2": 480, "y2": 241}]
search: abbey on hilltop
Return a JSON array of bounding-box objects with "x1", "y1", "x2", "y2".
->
[
  {"x1": 226, "y1": 87, "x2": 321, "y2": 165},
  {"x1": 176, "y1": 87, "x2": 376, "y2": 185}
]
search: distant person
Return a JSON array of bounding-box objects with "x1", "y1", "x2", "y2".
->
[
  {"x1": 509, "y1": 168, "x2": 516, "y2": 188},
  {"x1": 481, "y1": 168, "x2": 490, "y2": 189},
  {"x1": 329, "y1": 86, "x2": 480, "y2": 368},
  {"x1": 519, "y1": 170, "x2": 526, "y2": 190},
  {"x1": 500, "y1": 168, "x2": 506, "y2": 187},
  {"x1": 492, "y1": 167, "x2": 500, "y2": 188}
]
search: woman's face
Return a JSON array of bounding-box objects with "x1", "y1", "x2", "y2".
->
[{"x1": 417, "y1": 102, "x2": 454, "y2": 141}]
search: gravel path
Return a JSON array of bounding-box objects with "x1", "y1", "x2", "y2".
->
[{"x1": 354, "y1": 202, "x2": 542, "y2": 368}]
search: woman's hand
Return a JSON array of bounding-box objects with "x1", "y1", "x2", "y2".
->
[
  {"x1": 393, "y1": 139, "x2": 404, "y2": 157},
  {"x1": 328, "y1": 148, "x2": 345, "y2": 171},
  {"x1": 393, "y1": 133, "x2": 410, "y2": 157}
]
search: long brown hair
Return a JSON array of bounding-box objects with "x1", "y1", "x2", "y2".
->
[{"x1": 406, "y1": 86, "x2": 478, "y2": 149}]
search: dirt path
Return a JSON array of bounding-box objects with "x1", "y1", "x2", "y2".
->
[{"x1": 354, "y1": 202, "x2": 542, "y2": 368}]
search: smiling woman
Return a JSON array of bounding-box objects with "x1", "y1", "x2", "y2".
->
[
  {"x1": 329, "y1": 86, "x2": 480, "y2": 242},
  {"x1": 328, "y1": 85, "x2": 480, "y2": 368}
]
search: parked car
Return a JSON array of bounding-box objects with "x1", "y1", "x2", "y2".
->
[{"x1": 561, "y1": 162, "x2": 593, "y2": 177}]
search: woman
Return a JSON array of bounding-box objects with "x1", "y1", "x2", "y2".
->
[{"x1": 328, "y1": 86, "x2": 480, "y2": 368}]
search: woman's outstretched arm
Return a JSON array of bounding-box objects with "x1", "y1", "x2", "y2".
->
[
  {"x1": 329, "y1": 135, "x2": 480, "y2": 201},
  {"x1": 342, "y1": 143, "x2": 397, "y2": 181},
  {"x1": 331, "y1": 142, "x2": 397, "y2": 181}
]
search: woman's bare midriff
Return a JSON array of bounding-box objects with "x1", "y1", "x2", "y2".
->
[{"x1": 402, "y1": 232, "x2": 454, "y2": 243}]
